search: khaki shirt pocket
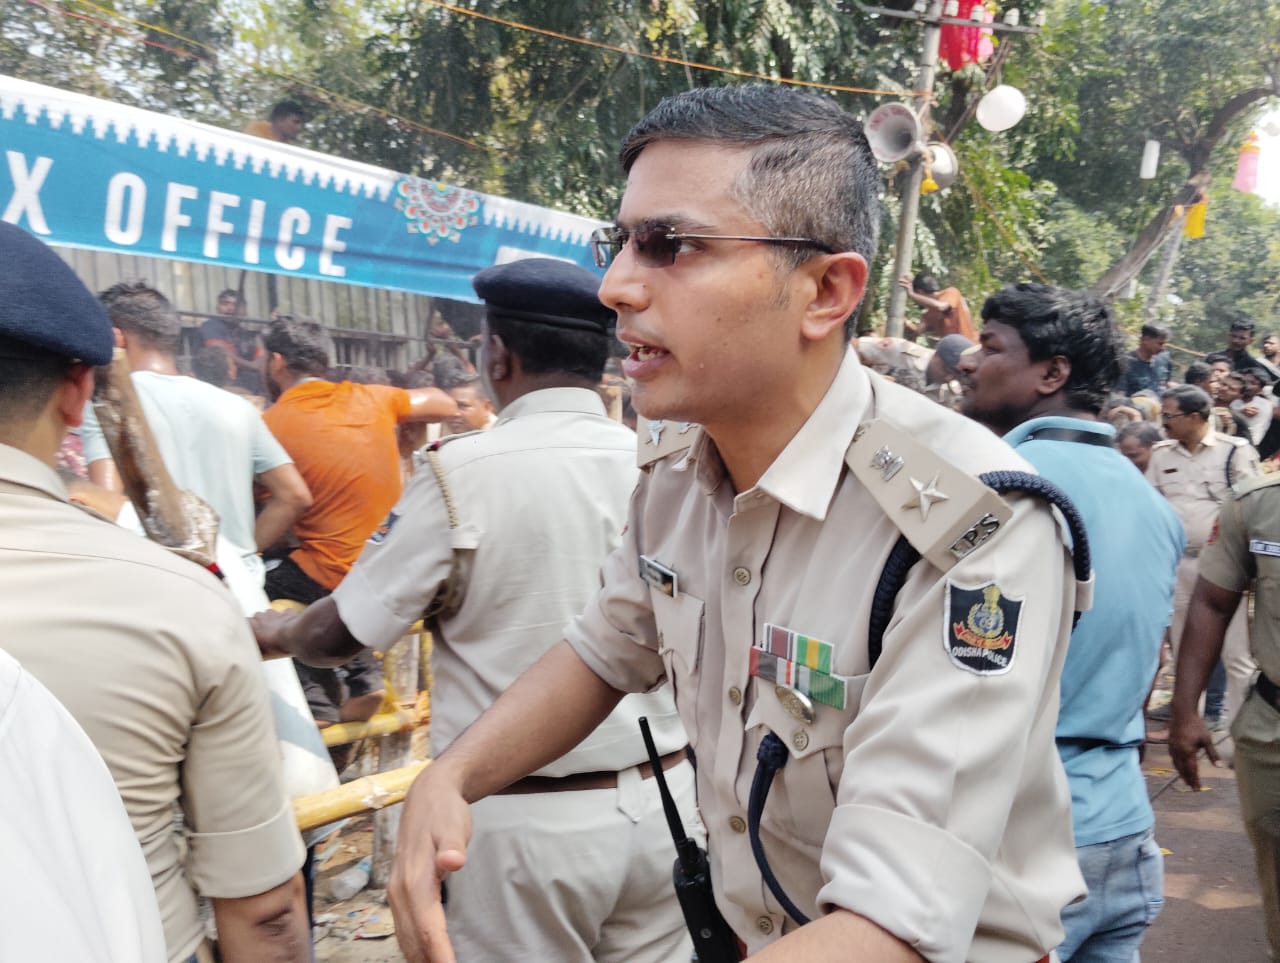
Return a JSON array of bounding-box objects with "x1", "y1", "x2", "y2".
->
[
  {"x1": 744, "y1": 673, "x2": 869, "y2": 848},
  {"x1": 652, "y1": 590, "x2": 705, "y2": 747}
]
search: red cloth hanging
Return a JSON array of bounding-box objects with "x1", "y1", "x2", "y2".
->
[{"x1": 939, "y1": 1, "x2": 994, "y2": 70}]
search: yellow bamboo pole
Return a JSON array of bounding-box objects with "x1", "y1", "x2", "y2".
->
[
  {"x1": 320, "y1": 706, "x2": 426, "y2": 747},
  {"x1": 293, "y1": 760, "x2": 431, "y2": 833}
]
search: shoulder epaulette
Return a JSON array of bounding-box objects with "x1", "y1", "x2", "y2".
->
[
  {"x1": 845, "y1": 418, "x2": 1014, "y2": 574},
  {"x1": 637, "y1": 416, "x2": 697, "y2": 469},
  {"x1": 426, "y1": 429, "x2": 484, "y2": 453},
  {"x1": 1224, "y1": 433, "x2": 1252, "y2": 447},
  {"x1": 1234, "y1": 470, "x2": 1280, "y2": 497}
]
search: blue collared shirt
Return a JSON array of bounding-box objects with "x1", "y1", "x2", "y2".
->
[{"x1": 1006, "y1": 415, "x2": 1184, "y2": 845}]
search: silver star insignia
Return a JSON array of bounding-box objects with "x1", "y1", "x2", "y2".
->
[
  {"x1": 902, "y1": 473, "x2": 949, "y2": 522},
  {"x1": 647, "y1": 420, "x2": 665, "y2": 447},
  {"x1": 676, "y1": 422, "x2": 695, "y2": 434}
]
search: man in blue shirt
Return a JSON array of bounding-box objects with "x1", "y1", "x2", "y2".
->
[
  {"x1": 1121, "y1": 323, "x2": 1172, "y2": 397},
  {"x1": 958, "y1": 283, "x2": 1185, "y2": 962}
]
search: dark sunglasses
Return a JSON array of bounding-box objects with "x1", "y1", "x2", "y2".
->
[{"x1": 590, "y1": 223, "x2": 836, "y2": 270}]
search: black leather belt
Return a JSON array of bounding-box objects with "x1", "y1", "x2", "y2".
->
[
  {"x1": 1024, "y1": 427, "x2": 1114, "y2": 448},
  {"x1": 1256, "y1": 672, "x2": 1280, "y2": 711},
  {"x1": 495, "y1": 747, "x2": 687, "y2": 795}
]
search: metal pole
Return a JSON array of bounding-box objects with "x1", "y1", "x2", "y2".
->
[{"x1": 884, "y1": 0, "x2": 944, "y2": 338}]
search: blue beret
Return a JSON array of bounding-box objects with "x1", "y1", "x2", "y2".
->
[
  {"x1": 472, "y1": 257, "x2": 614, "y2": 334},
  {"x1": 0, "y1": 222, "x2": 114, "y2": 366}
]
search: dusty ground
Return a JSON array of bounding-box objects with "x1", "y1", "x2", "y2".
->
[{"x1": 312, "y1": 823, "x2": 405, "y2": 963}]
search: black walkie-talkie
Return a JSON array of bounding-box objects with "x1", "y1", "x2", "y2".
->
[{"x1": 639, "y1": 717, "x2": 742, "y2": 962}]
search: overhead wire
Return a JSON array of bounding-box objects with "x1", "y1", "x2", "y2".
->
[
  {"x1": 412, "y1": 0, "x2": 927, "y2": 98},
  {"x1": 23, "y1": 0, "x2": 484, "y2": 150},
  {"x1": 24, "y1": 0, "x2": 1049, "y2": 282}
]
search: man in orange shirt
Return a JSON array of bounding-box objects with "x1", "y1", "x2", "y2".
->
[
  {"x1": 899, "y1": 272, "x2": 976, "y2": 342},
  {"x1": 244, "y1": 101, "x2": 307, "y2": 144},
  {"x1": 260, "y1": 316, "x2": 456, "y2": 736}
]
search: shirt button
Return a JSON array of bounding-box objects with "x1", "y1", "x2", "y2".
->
[
  {"x1": 728, "y1": 815, "x2": 747, "y2": 834},
  {"x1": 733, "y1": 566, "x2": 752, "y2": 585},
  {"x1": 756, "y1": 916, "x2": 775, "y2": 935},
  {"x1": 791, "y1": 730, "x2": 810, "y2": 752},
  {"x1": 728, "y1": 686, "x2": 743, "y2": 706}
]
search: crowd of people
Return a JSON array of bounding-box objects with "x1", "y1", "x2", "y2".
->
[{"x1": 4, "y1": 82, "x2": 1280, "y2": 963}]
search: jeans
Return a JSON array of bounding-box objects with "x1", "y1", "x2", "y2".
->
[
  {"x1": 1206, "y1": 659, "x2": 1227, "y2": 722},
  {"x1": 1058, "y1": 827, "x2": 1164, "y2": 963}
]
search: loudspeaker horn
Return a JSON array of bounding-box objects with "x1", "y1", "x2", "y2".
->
[
  {"x1": 924, "y1": 142, "x2": 958, "y2": 190},
  {"x1": 865, "y1": 103, "x2": 923, "y2": 163}
]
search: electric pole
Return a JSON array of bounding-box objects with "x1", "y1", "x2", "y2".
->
[{"x1": 884, "y1": 0, "x2": 944, "y2": 338}]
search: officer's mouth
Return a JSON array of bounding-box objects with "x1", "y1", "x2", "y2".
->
[{"x1": 621, "y1": 339, "x2": 671, "y2": 379}]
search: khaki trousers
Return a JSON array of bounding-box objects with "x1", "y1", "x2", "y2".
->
[
  {"x1": 1232, "y1": 690, "x2": 1280, "y2": 960},
  {"x1": 446, "y1": 759, "x2": 699, "y2": 963}
]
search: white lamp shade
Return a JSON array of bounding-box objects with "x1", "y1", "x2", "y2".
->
[
  {"x1": 1139, "y1": 140, "x2": 1160, "y2": 179},
  {"x1": 976, "y1": 85, "x2": 1027, "y2": 133}
]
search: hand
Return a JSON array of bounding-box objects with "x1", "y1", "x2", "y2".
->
[
  {"x1": 897, "y1": 273, "x2": 913, "y2": 292},
  {"x1": 389, "y1": 767, "x2": 473, "y2": 963},
  {"x1": 250, "y1": 608, "x2": 298, "y2": 659},
  {"x1": 1168, "y1": 710, "x2": 1222, "y2": 791}
]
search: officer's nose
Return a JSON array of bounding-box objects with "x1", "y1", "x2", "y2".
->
[{"x1": 599, "y1": 246, "x2": 652, "y2": 317}]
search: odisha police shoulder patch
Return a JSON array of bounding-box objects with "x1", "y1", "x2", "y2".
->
[
  {"x1": 368, "y1": 511, "x2": 400, "y2": 544},
  {"x1": 944, "y1": 581, "x2": 1022, "y2": 675}
]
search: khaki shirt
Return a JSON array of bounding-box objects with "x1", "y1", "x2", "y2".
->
[
  {"x1": 0, "y1": 444, "x2": 304, "y2": 963},
  {"x1": 566, "y1": 350, "x2": 1083, "y2": 963},
  {"x1": 333, "y1": 388, "x2": 687, "y2": 775},
  {"x1": 1146, "y1": 431, "x2": 1260, "y2": 550},
  {"x1": 1199, "y1": 472, "x2": 1280, "y2": 681},
  {"x1": 853, "y1": 336, "x2": 932, "y2": 375}
]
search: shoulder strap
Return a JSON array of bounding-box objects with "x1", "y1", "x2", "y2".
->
[
  {"x1": 845, "y1": 419, "x2": 1013, "y2": 573},
  {"x1": 867, "y1": 468, "x2": 1093, "y2": 670},
  {"x1": 420, "y1": 447, "x2": 474, "y2": 625}
]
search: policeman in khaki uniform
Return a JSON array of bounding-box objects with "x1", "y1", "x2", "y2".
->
[
  {"x1": 1171, "y1": 471, "x2": 1280, "y2": 959},
  {"x1": 381, "y1": 86, "x2": 1085, "y2": 963},
  {"x1": 0, "y1": 222, "x2": 308, "y2": 963},
  {"x1": 254, "y1": 258, "x2": 695, "y2": 962},
  {"x1": 1147, "y1": 384, "x2": 1259, "y2": 727}
]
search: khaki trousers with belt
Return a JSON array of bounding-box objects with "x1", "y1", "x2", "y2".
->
[{"x1": 446, "y1": 758, "x2": 700, "y2": 963}]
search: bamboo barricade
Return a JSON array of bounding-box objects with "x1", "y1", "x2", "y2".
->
[
  {"x1": 284, "y1": 620, "x2": 434, "y2": 878},
  {"x1": 370, "y1": 632, "x2": 419, "y2": 886},
  {"x1": 319, "y1": 704, "x2": 423, "y2": 747},
  {"x1": 293, "y1": 760, "x2": 431, "y2": 833}
]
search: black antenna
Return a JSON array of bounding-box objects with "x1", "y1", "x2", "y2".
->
[
  {"x1": 640, "y1": 718, "x2": 703, "y2": 878},
  {"x1": 638, "y1": 717, "x2": 741, "y2": 960}
]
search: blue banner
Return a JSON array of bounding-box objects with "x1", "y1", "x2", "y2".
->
[{"x1": 0, "y1": 76, "x2": 603, "y2": 302}]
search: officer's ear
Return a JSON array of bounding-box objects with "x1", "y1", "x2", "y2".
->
[
  {"x1": 1038, "y1": 355, "x2": 1071, "y2": 396},
  {"x1": 56, "y1": 363, "x2": 96, "y2": 429},
  {"x1": 486, "y1": 333, "x2": 511, "y2": 382}
]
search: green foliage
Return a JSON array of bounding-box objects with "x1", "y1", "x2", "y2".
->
[
  {"x1": 1167, "y1": 190, "x2": 1280, "y2": 352},
  {"x1": 3, "y1": 0, "x2": 1277, "y2": 334}
]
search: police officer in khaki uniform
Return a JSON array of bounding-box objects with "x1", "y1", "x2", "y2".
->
[
  {"x1": 253, "y1": 258, "x2": 695, "y2": 963},
  {"x1": 0, "y1": 222, "x2": 308, "y2": 963},
  {"x1": 1170, "y1": 471, "x2": 1280, "y2": 958},
  {"x1": 382, "y1": 85, "x2": 1084, "y2": 963},
  {"x1": 1147, "y1": 384, "x2": 1259, "y2": 727}
]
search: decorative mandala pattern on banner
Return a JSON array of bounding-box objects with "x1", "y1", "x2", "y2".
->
[{"x1": 393, "y1": 176, "x2": 480, "y2": 244}]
